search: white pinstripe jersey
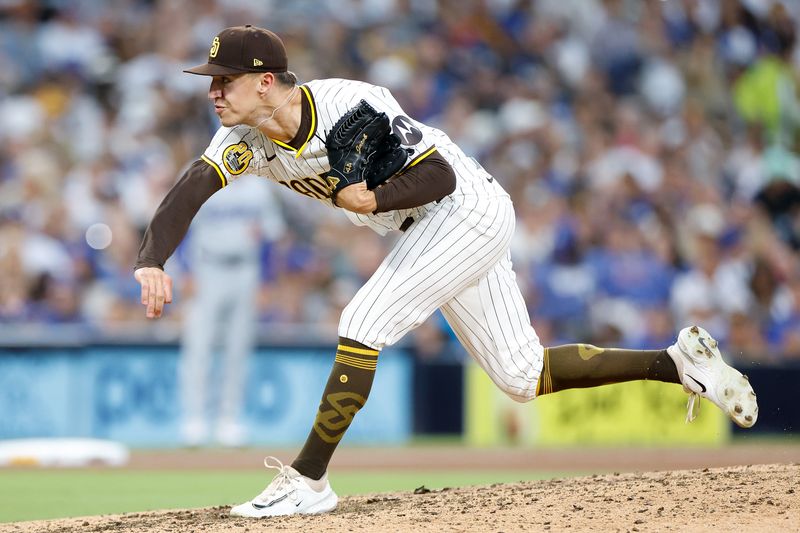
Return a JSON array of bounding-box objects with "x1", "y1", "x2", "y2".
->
[{"x1": 201, "y1": 78, "x2": 508, "y2": 235}]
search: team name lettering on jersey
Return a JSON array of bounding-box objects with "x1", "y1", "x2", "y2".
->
[{"x1": 277, "y1": 175, "x2": 331, "y2": 200}]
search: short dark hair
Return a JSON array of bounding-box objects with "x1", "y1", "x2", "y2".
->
[{"x1": 274, "y1": 70, "x2": 297, "y2": 87}]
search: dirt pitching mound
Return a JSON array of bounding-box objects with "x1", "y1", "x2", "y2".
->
[{"x1": 7, "y1": 463, "x2": 798, "y2": 533}]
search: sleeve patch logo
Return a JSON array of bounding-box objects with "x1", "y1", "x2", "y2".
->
[
  {"x1": 222, "y1": 142, "x2": 253, "y2": 175},
  {"x1": 391, "y1": 115, "x2": 423, "y2": 146}
]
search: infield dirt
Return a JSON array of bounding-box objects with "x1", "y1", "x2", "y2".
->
[{"x1": 4, "y1": 463, "x2": 798, "y2": 533}]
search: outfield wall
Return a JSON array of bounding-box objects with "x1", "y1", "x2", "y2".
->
[
  {"x1": 0, "y1": 345, "x2": 411, "y2": 447},
  {"x1": 0, "y1": 336, "x2": 797, "y2": 447}
]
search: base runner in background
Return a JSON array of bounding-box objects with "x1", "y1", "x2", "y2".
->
[
  {"x1": 133, "y1": 26, "x2": 758, "y2": 519},
  {"x1": 178, "y1": 174, "x2": 284, "y2": 447}
]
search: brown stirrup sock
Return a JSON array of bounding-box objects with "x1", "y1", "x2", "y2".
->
[
  {"x1": 536, "y1": 344, "x2": 680, "y2": 396},
  {"x1": 291, "y1": 337, "x2": 378, "y2": 480}
]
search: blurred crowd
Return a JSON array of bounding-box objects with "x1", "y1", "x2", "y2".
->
[{"x1": 1, "y1": 0, "x2": 799, "y2": 365}]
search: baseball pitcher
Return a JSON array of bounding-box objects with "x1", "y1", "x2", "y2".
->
[{"x1": 133, "y1": 26, "x2": 758, "y2": 518}]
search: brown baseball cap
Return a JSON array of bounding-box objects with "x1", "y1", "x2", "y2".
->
[{"x1": 184, "y1": 25, "x2": 288, "y2": 76}]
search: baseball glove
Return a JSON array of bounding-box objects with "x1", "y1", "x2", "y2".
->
[{"x1": 325, "y1": 100, "x2": 409, "y2": 204}]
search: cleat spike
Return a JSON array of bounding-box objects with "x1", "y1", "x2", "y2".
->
[
  {"x1": 745, "y1": 415, "x2": 753, "y2": 422},
  {"x1": 690, "y1": 325, "x2": 699, "y2": 334},
  {"x1": 734, "y1": 405, "x2": 743, "y2": 414}
]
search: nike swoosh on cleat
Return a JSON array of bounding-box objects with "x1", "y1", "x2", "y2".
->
[
  {"x1": 295, "y1": 500, "x2": 303, "y2": 508},
  {"x1": 252, "y1": 494, "x2": 288, "y2": 509},
  {"x1": 686, "y1": 374, "x2": 707, "y2": 393},
  {"x1": 698, "y1": 336, "x2": 713, "y2": 353}
]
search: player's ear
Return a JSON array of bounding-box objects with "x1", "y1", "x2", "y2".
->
[{"x1": 256, "y1": 72, "x2": 276, "y2": 95}]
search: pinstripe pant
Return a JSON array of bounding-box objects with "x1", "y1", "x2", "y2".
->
[{"x1": 339, "y1": 194, "x2": 543, "y2": 401}]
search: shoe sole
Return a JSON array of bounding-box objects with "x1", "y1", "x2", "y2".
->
[
  {"x1": 679, "y1": 326, "x2": 758, "y2": 428},
  {"x1": 302, "y1": 492, "x2": 338, "y2": 515},
  {"x1": 230, "y1": 491, "x2": 338, "y2": 518}
]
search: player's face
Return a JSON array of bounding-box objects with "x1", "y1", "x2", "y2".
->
[{"x1": 208, "y1": 74, "x2": 260, "y2": 127}]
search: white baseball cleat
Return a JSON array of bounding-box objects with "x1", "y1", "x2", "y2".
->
[
  {"x1": 230, "y1": 457, "x2": 338, "y2": 518},
  {"x1": 667, "y1": 325, "x2": 758, "y2": 428}
]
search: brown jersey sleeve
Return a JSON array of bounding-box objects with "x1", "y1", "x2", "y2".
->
[
  {"x1": 372, "y1": 150, "x2": 456, "y2": 213},
  {"x1": 133, "y1": 159, "x2": 223, "y2": 270}
]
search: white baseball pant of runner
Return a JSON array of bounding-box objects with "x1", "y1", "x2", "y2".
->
[{"x1": 338, "y1": 193, "x2": 544, "y2": 402}]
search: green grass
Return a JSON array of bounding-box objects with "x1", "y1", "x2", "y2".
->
[{"x1": 0, "y1": 469, "x2": 567, "y2": 523}]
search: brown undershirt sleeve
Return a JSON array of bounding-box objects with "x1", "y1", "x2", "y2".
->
[
  {"x1": 372, "y1": 150, "x2": 456, "y2": 213},
  {"x1": 133, "y1": 160, "x2": 223, "y2": 270}
]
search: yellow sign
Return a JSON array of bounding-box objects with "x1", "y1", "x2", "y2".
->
[{"x1": 465, "y1": 362, "x2": 728, "y2": 446}]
